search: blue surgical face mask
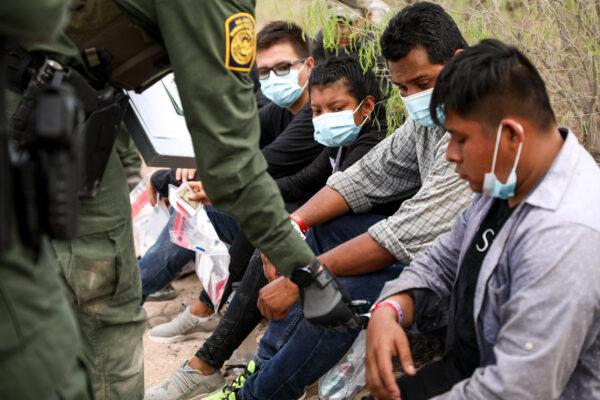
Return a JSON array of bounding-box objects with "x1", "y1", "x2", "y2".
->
[
  {"x1": 260, "y1": 63, "x2": 307, "y2": 108},
  {"x1": 401, "y1": 88, "x2": 445, "y2": 128},
  {"x1": 312, "y1": 100, "x2": 367, "y2": 147},
  {"x1": 482, "y1": 123, "x2": 524, "y2": 199}
]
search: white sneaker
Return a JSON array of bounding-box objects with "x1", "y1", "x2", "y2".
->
[
  {"x1": 144, "y1": 360, "x2": 225, "y2": 400},
  {"x1": 148, "y1": 306, "x2": 220, "y2": 343}
]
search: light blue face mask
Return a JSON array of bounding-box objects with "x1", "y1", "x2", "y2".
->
[
  {"x1": 401, "y1": 88, "x2": 445, "y2": 128},
  {"x1": 482, "y1": 123, "x2": 524, "y2": 199},
  {"x1": 312, "y1": 100, "x2": 366, "y2": 147},
  {"x1": 260, "y1": 63, "x2": 307, "y2": 108}
]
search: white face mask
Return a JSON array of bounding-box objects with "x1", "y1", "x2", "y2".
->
[
  {"x1": 482, "y1": 123, "x2": 524, "y2": 199},
  {"x1": 312, "y1": 100, "x2": 367, "y2": 147},
  {"x1": 401, "y1": 88, "x2": 445, "y2": 127},
  {"x1": 260, "y1": 63, "x2": 307, "y2": 108}
]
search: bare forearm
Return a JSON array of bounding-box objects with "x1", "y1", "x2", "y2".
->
[
  {"x1": 318, "y1": 233, "x2": 397, "y2": 276},
  {"x1": 293, "y1": 186, "x2": 350, "y2": 228}
]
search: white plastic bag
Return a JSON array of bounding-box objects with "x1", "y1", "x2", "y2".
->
[
  {"x1": 168, "y1": 185, "x2": 230, "y2": 308},
  {"x1": 168, "y1": 205, "x2": 227, "y2": 254},
  {"x1": 130, "y1": 181, "x2": 169, "y2": 257},
  {"x1": 195, "y1": 252, "x2": 230, "y2": 310},
  {"x1": 318, "y1": 330, "x2": 367, "y2": 399}
]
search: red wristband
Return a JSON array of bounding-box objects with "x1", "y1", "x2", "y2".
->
[
  {"x1": 372, "y1": 300, "x2": 403, "y2": 325},
  {"x1": 290, "y1": 214, "x2": 310, "y2": 233}
]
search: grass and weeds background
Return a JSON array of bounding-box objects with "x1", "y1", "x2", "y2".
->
[{"x1": 257, "y1": 0, "x2": 600, "y2": 161}]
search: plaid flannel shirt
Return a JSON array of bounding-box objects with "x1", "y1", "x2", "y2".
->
[{"x1": 326, "y1": 118, "x2": 474, "y2": 264}]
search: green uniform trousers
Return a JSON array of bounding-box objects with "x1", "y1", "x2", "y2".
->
[
  {"x1": 115, "y1": 125, "x2": 142, "y2": 190},
  {"x1": 0, "y1": 231, "x2": 92, "y2": 400},
  {"x1": 50, "y1": 148, "x2": 146, "y2": 400}
]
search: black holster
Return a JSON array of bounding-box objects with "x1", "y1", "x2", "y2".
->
[
  {"x1": 8, "y1": 58, "x2": 85, "y2": 250},
  {"x1": 73, "y1": 79, "x2": 128, "y2": 198},
  {"x1": 8, "y1": 47, "x2": 129, "y2": 200}
]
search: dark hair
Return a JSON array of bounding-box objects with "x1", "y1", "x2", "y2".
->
[
  {"x1": 430, "y1": 39, "x2": 556, "y2": 131},
  {"x1": 380, "y1": 2, "x2": 467, "y2": 64},
  {"x1": 308, "y1": 55, "x2": 383, "y2": 105},
  {"x1": 257, "y1": 21, "x2": 309, "y2": 58}
]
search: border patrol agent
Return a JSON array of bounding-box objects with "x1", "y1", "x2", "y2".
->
[{"x1": 0, "y1": 1, "x2": 92, "y2": 399}]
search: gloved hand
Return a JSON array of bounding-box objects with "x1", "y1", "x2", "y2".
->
[{"x1": 295, "y1": 260, "x2": 362, "y2": 331}]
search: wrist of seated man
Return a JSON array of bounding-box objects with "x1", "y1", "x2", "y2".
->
[
  {"x1": 290, "y1": 214, "x2": 309, "y2": 239},
  {"x1": 290, "y1": 214, "x2": 310, "y2": 233},
  {"x1": 371, "y1": 299, "x2": 404, "y2": 325}
]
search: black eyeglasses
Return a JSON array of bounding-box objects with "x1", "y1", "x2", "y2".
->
[{"x1": 257, "y1": 58, "x2": 306, "y2": 80}]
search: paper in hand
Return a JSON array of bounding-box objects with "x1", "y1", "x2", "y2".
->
[{"x1": 174, "y1": 182, "x2": 202, "y2": 217}]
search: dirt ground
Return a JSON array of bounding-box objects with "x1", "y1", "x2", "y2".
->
[
  {"x1": 143, "y1": 274, "x2": 265, "y2": 386},
  {"x1": 143, "y1": 274, "x2": 208, "y2": 389}
]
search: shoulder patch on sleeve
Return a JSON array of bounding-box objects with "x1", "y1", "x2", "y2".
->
[{"x1": 224, "y1": 12, "x2": 256, "y2": 72}]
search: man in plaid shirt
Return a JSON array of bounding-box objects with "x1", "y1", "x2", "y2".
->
[{"x1": 228, "y1": 3, "x2": 476, "y2": 400}]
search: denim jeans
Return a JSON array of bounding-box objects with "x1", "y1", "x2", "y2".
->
[
  {"x1": 196, "y1": 212, "x2": 388, "y2": 371},
  {"x1": 139, "y1": 205, "x2": 238, "y2": 304},
  {"x1": 239, "y1": 213, "x2": 405, "y2": 400}
]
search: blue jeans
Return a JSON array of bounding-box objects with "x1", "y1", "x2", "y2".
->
[
  {"x1": 139, "y1": 205, "x2": 238, "y2": 303},
  {"x1": 240, "y1": 213, "x2": 405, "y2": 400}
]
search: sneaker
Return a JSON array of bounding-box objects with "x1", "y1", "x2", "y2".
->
[
  {"x1": 148, "y1": 306, "x2": 220, "y2": 343},
  {"x1": 200, "y1": 361, "x2": 257, "y2": 400},
  {"x1": 144, "y1": 360, "x2": 225, "y2": 400},
  {"x1": 146, "y1": 284, "x2": 179, "y2": 302}
]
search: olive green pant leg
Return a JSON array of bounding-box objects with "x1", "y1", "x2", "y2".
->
[
  {"x1": 0, "y1": 231, "x2": 92, "y2": 400},
  {"x1": 52, "y1": 221, "x2": 146, "y2": 400}
]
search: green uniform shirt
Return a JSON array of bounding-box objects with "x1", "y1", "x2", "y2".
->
[
  {"x1": 115, "y1": 0, "x2": 315, "y2": 275},
  {"x1": 0, "y1": 0, "x2": 69, "y2": 41}
]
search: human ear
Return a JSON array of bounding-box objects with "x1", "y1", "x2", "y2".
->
[
  {"x1": 305, "y1": 56, "x2": 315, "y2": 73},
  {"x1": 361, "y1": 95, "x2": 375, "y2": 119},
  {"x1": 500, "y1": 118, "x2": 525, "y2": 148}
]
